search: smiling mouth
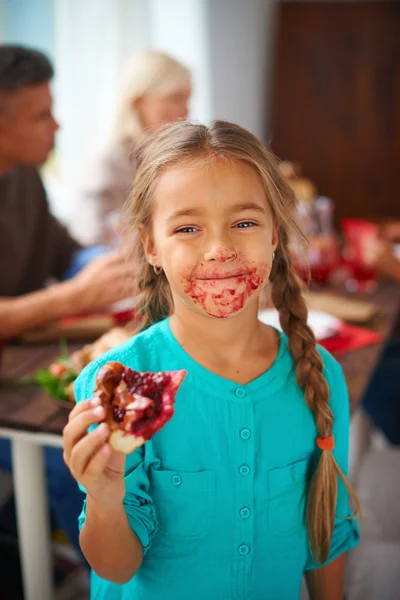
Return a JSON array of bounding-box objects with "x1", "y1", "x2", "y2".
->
[{"x1": 197, "y1": 273, "x2": 247, "y2": 281}]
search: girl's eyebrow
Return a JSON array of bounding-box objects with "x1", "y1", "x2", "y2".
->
[
  {"x1": 165, "y1": 208, "x2": 201, "y2": 222},
  {"x1": 231, "y1": 202, "x2": 267, "y2": 214}
]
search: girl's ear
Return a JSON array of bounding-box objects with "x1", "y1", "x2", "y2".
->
[{"x1": 139, "y1": 224, "x2": 158, "y2": 265}]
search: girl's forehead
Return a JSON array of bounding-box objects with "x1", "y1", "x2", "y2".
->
[{"x1": 153, "y1": 158, "x2": 268, "y2": 208}]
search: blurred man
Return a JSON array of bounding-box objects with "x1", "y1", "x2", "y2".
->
[
  {"x1": 0, "y1": 45, "x2": 133, "y2": 557},
  {"x1": 0, "y1": 45, "x2": 133, "y2": 339}
]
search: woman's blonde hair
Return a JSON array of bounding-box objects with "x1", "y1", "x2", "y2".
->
[
  {"x1": 125, "y1": 120, "x2": 359, "y2": 563},
  {"x1": 115, "y1": 49, "x2": 191, "y2": 143}
]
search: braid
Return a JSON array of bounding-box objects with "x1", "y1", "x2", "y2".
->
[
  {"x1": 134, "y1": 260, "x2": 172, "y2": 334},
  {"x1": 271, "y1": 232, "x2": 358, "y2": 563}
]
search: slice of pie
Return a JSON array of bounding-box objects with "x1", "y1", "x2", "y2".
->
[{"x1": 94, "y1": 361, "x2": 187, "y2": 454}]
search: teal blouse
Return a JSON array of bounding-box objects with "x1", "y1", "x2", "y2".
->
[{"x1": 74, "y1": 318, "x2": 359, "y2": 600}]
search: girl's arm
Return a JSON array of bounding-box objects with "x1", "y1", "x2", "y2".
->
[
  {"x1": 80, "y1": 496, "x2": 143, "y2": 584},
  {"x1": 305, "y1": 552, "x2": 346, "y2": 600},
  {"x1": 63, "y1": 399, "x2": 145, "y2": 584}
]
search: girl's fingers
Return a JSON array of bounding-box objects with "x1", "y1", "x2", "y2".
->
[
  {"x1": 68, "y1": 397, "x2": 101, "y2": 422},
  {"x1": 69, "y1": 422, "x2": 110, "y2": 477},
  {"x1": 63, "y1": 404, "x2": 106, "y2": 461},
  {"x1": 84, "y1": 443, "x2": 112, "y2": 479}
]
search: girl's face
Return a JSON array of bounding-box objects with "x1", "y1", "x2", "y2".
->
[
  {"x1": 135, "y1": 86, "x2": 191, "y2": 132},
  {"x1": 142, "y1": 159, "x2": 278, "y2": 320}
]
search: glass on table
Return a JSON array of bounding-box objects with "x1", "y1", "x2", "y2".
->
[
  {"x1": 291, "y1": 233, "x2": 341, "y2": 286},
  {"x1": 341, "y1": 219, "x2": 380, "y2": 293}
]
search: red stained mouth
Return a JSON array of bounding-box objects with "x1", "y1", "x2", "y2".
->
[
  {"x1": 196, "y1": 273, "x2": 247, "y2": 281},
  {"x1": 182, "y1": 263, "x2": 268, "y2": 318}
]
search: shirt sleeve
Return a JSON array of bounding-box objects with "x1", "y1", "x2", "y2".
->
[
  {"x1": 305, "y1": 358, "x2": 360, "y2": 570},
  {"x1": 74, "y1": 360, "x2": 158, "y2": 554}
]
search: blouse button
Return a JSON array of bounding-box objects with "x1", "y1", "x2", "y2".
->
[
  {"x1": 235, "y1": 387, "x2": 246, "y2": 398},
  {"x1": 240, "y1": 428, "x2": 251, "y2": 440},
  {"x1": 171, "y1": 474, "x2": 182, "y2": 487},
  {"x1": 240, "y1": 507, "x2": 251, "y2": 519},
  {"x1": 239, "y1": 465, "x2": 250, "y2": 477},
  {"x1": 238, "y1": 544, "x2": 250, "y2": 556}
]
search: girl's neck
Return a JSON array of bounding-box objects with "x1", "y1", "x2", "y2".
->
[{"x1": 169, "y1": 302, "x2": 279, "y2": 381}]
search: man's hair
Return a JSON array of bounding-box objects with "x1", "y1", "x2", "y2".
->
[{"x1": 0, "y1": 45, "x2": 53, "y2": 93}]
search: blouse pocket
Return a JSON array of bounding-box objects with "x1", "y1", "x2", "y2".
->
[
  {"x1": 267, "y1": 457, "x2": 309, "y2": 535},
  {"x1": 150, "y1": 469, "x2": 215, "y2": 540}
]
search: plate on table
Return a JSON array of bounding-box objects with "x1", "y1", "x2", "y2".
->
[
  {"x1": 19, "y1": 299, "x2": 136, "y2": 343},
  {"x1": 258, "y1": 309, "x2": 342, "y2": 341}
]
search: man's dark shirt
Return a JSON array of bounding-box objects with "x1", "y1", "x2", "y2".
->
[{"x1": 0, "y1": 166, "x2": 81, "y2": 296}]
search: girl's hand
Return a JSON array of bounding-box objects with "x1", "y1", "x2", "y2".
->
[{"x1": 63, "y1": 398, "x2": 126, "y2": 511}]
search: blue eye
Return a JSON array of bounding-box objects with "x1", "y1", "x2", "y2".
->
[
  {"x1": 235, "y1": 221, "x2": 257, "y2": 228},
  {"x1": 175, "y1": 226, "x2": 198, "y2": 234}
]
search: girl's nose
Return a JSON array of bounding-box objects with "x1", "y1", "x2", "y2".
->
[{"x1": 204, "y1": 246, "x2": 237, "y2": 262}]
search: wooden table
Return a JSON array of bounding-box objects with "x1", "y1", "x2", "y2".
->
[
  {"x1": 0, "y1": 282, "x2": 398, "y2": 600},
  {"x1": 0, "y1": 342, "x2": 81, "y2": 600},
  {"x1": 328, "y1": 281, "x2": 399, "y2": 412}
]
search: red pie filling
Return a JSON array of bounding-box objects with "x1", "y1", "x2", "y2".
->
[{"x1": 109, "y1": 369, "x2": 182, "y2": 440}]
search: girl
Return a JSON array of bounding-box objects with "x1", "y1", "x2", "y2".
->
[
  {"x1": 71, "y1": 49, "x2": 191, "y2": 246},
  {"x1": 63, "y1": 121, "x2": 360, "y2": 600}
]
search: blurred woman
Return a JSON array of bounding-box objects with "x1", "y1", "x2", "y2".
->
[{"x1": 71, "y1": 50, "x2": 191, "y2": 246}]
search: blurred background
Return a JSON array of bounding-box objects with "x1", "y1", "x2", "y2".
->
[
  {"x1": 1, "y1": 0, "x2": 398, "y2": 227},
  {"x1": 1, "y1": 0, "x2": 275, "y2": 223}
]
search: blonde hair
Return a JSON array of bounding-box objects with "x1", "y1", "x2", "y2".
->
[
  {"x1": 115, "y1": 49, "x2": 191, "y2": 143},
  {"x1": 125, "y1": 120, "x2": 359, "y2": 563}
]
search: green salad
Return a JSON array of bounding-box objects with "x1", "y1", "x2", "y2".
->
[{"x1": 33, "y1": 357, "x2": 77, "y2": 402}]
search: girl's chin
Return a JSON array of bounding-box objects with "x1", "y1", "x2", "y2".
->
[
  {"x1": 197, "y1": 301, "x2": 250, "y2": 320},
  {"x1": 205, "y1": 308, "x2": 238, "y2": 319}
]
